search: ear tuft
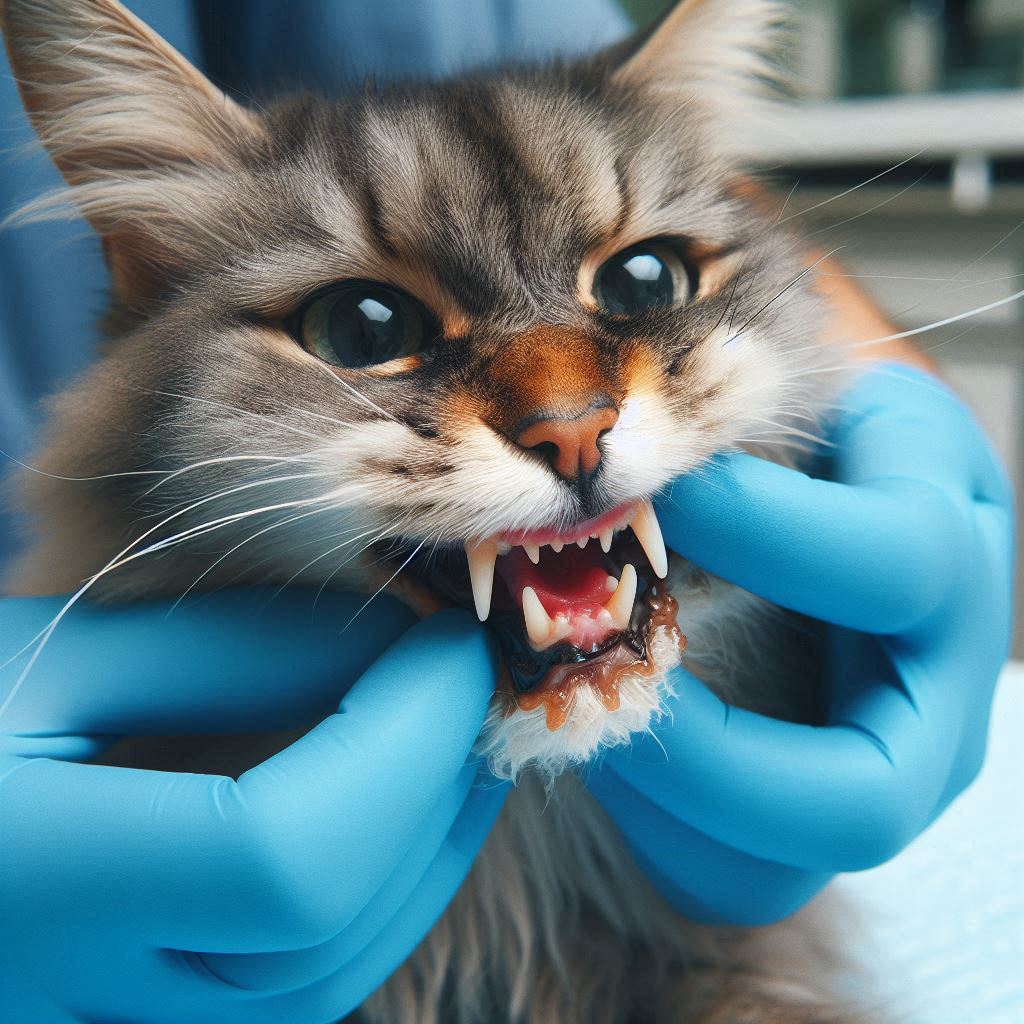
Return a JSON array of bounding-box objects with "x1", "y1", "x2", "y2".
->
[
  {"x1": 612, "y1": 0, "x2": 790, "y2": 114},
  {"x1": 1, "y1": 0, "x2": 265, "y2": 310},
  {"x1": 1, "y1": 0, "x2": 263, "y2": 184}
]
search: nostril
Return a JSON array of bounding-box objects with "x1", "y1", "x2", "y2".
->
[
  {"x1": 531, "y1": 440, "x2": 561, "y2": 466},
  {"x1": 514, "y1": 404, "x2": 619, "y2": 482}
]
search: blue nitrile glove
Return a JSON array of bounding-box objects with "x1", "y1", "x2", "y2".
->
[
  {"x1": 588, "y1": 364, "x2": 1013, "y2": 925},
  {"x1": 0, "y1": 591, "x2": 507, "y2": 1024}
]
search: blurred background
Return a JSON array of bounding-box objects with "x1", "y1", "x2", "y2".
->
[{"x1": 625, "y1": 0, "x2": 1024, "y2": 650}]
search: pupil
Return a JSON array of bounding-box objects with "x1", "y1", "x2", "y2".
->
[
  {"x1": 597, "y1": 247, "x2": 674, "y2": 315},
  {"x1": 329, "y1": 291, "x2": 401, "y2": 367}
]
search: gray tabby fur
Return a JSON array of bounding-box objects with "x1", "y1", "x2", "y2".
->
[{"x1": 1, "y1": 0, "x2": 873, "y2": 1020}]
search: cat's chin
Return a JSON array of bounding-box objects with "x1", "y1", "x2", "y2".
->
[{"x1": 475, "y1": 623, "x2": 684, "y2": 783}]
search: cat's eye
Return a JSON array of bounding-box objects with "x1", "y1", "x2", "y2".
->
[
  {"x1": 292, "y1": 281, "x2": 438, "y2": 369},
  {"x1": 593, "y1": 242, "x2": 697, "y2": 316}
]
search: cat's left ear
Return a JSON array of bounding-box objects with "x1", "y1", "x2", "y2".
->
[
  {"x1": 0, "y1": 0, "x2": 265, "y2": 308},
  {"x1": 610, "y1": 0, "x2": 787, "y2": 114}
]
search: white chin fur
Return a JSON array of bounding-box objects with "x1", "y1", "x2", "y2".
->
[{"x1": 476, "y1": 625, "x2": 682, "y2": 783}]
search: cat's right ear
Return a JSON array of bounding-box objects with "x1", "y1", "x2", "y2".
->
[
  {"x1": 608, "y1": 0, "x2": 787, "y2": 117},
  {"x1": 0, "y1": 0, "x2": 265, "y2": 307}
]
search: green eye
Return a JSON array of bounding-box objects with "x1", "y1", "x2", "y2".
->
[
  {"x1": 293, "y1": 281, "x2": 437, "y2": 368},
  {"x1": 593, "y1": 241, "x2": 697, "y2": 316}
]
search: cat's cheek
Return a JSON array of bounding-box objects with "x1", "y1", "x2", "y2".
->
[
  {"x1": 698, "y1": 325, "x2": 792, "y2": 436},
  {"x1": 601, "y1": 394, "x2": 702, "y2": 498}
]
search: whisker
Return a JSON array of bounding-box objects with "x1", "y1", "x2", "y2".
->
[
  {"x1": 215, "y1": 515, "x2": 363, "y2": 592},
  {"x1": 311, "y1": 519, "x2": 407, "y2": 608},
  {"x1": 342, "y1": 538, "x2": 427, "y2": 630},
  {"x1": 772, "y1": 178, "x2": 802, "y2": 224},
  {"x1": 0, "y1": 451, "x2": 163, "y2": 483},
  {"x1": 775, "y1": 152, "x2": 924, "y2": 226},
  {"x1": 278, "y1": 521, "x2": 394, "y2": 593},
  {"x1": 743, "y1": 418, "x2": 834, "y2": 447},
  {"x1": 848, "y1": 286, "x2": 1024, "y2": 349},
  {"x1": 0, "y1": 470, "x2": 329, "y2": 707},
  {"x1": 135, "y1": 386, "x2": 324, "y2": 443},
  {"x1": 805, "y1": 173, "x2": 930, "y2": 238},
  {"x1": 724, "y1": 248, "x2": 843, "y2": 344},
  {"x1": 311, "y1": 359, "x2": 401, "y2": 424},
  {"x1": 0, "y1": 491, "x2": 326, "y2": 719},
  {"x1": 141, "y1": 454, "x2": 308, "y2": 498},
  {"x1": 167, "y1": 504, "x2": 339, "y2": 611},
  {"x1": 819, "y1": 271, "x2": 1024, "y2": 285}
]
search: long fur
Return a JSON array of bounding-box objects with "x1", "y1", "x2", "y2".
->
[{"x1": 0, "y1": 1, "x2": 873, "y2": 1022}]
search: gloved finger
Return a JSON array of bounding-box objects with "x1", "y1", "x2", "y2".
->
[
  {"x1": 0, "y1": 611, "x2": 498, "y2": 952},
  {"x1": 656, "y1": 453, "x2": 969, "y2": 634},
  {"x1": 0, "y1": 587, "x2": 417, "y2": 737},
  {"x1": 656, "y1": 364, "x2": 1008, "y2": 634},
  {"x1": 587, "y1": 764, "x2": 830, "y2": 926},
  {"x1": 602, "y1": 663, "x2": 950, "y2": 873},
  {"x1": 299, "y1": 780, "x2": 508, "y2": 1018},
  {"x1": 195, "y1": 776, "x2": 509, "y2": 995},
  {"x1": 829, "y1": 364, "x2": 996, "y2": 496}
]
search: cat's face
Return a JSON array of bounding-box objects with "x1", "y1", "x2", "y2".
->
[{"x1": 4, "y1": 0, "x2": 831, "y2": 776}]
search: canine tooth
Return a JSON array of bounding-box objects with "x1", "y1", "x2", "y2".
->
[
  {"x1": 523, "y1": 543, "x2": 540, "y2": 564},
  {"x1": 605, "y1": 563, "x2": 638, "y2": 629},
  {"x1": 551, "y1": 539, "x2": 564, "y2": 553},
  {"x1": 599, "y1": 527, "x2": 614, "y2": 553},
  {"x1": 465, "y1": 539, "x2": 498, "y2": 621},
  {"x1": 522, "y1": 586, "x2": 553, "y2": 647},
  {"x1": 552, "y1": 614, "x2": 572, "y2": 643},
  {"x1": 576, "y1": 536, "x2": 588, "y2": 549},
  {"x1": 630, "y1": 500, "x2": 668, "y2": 579}
]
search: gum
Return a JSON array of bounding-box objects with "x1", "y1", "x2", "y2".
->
[{"x1": 514, "y1": 588, "x2": 686, "y2": 730}]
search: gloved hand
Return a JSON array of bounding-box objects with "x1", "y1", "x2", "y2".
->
[
  {"x1": 588, "y1": 364, "x2": 1013, "y2": 925},
  {"x1": 0, "y1": 590, "x2": 506, "y2": 1024}
]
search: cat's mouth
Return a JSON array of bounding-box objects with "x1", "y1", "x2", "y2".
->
[{"x1": 392, "y1": 500, "x2": 686, "y2": 730}]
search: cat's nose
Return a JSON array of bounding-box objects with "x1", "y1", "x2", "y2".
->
[{"x1": 515, "y1": 403, "x2": 619, "y2": 482}]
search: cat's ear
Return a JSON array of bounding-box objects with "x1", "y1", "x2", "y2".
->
[
  {"x1": 0, "y1": 0, "x2": 265, "y2": 308},
  {"x1": 610, "y1": 0, "x2": 787, "y2": 113}
]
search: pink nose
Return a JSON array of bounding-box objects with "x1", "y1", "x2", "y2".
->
[{"x1": 515, "y1": 406, "x2": 619, "y2": 481}]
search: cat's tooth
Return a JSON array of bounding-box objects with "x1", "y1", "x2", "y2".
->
[
  {"x1": 630, "y1": 500, "x2": 668, "y2": 579},
  {"x1": 550, "y1": 539, "x2": 564, "y2": 553},
  {"x1": 465, "y1": 539, "x2": 498, "y2": 621},
  {"x1": 605, "y1": 574, "x2": 618, "y2": 593},
  {"x1": 599, "y1": 527, "x2": 614, "y2": 553},
  {"x1": 496, "y1": 541, "x2": 512, "y2": 556},
  {"x1": 576, "y1": 536, "x2": 588, "y2": 549},
  {"x1": 523, "y1": 543, "x2": 541, "y2": 565},
  {"x1": 605, "y1": 563, "x2": 638, "y2": 630},
  {"x1": 521, "y1": 586, "x2": 553, "y2": 648}
]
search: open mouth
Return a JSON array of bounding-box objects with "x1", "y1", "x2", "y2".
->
[{"x1": 395, "y1": 499, "x2": 686, "y2": 731}]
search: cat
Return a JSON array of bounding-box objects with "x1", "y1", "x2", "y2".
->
[{"x1": 1, "y1": 0, "x2": 871, "y2": 1021}]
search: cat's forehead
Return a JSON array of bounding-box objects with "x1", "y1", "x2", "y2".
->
[{"x1": 254, "y1": 75, "x2": 743, "y2": 328}]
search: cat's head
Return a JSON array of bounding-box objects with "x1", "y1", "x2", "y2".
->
[{"x1": 3, "y1": 0, "x2": 832, "y2": 777}]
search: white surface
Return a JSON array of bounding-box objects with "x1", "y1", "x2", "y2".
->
[
  {"x1": 835, "y1": 664, "x2": 1024, "y2": 1023},
  {"x1": 729, "y1": 90, "x2": 1024, "y2": 166}
]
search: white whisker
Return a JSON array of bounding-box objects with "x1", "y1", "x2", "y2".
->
[
  {"x1": 849, "y1": 287, "x2": 1024, "y2": 349},
  {"x1": 342, "y1": 538, "x2": 427, "y2": 630},
  {"x1": 776, "y1": 152, "x2": 924, "y2": 226}
]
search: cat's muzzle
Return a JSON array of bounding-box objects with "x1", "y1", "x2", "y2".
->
[{"x1": 393, "y1": 500, "x2": 686, "y2": 731}]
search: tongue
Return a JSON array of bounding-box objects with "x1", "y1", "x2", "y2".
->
[{"x1": 497, "y1": 545, "x2": 611, "y2": 616}]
